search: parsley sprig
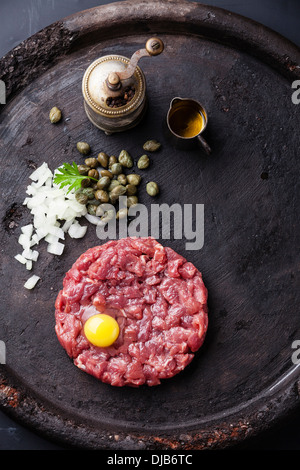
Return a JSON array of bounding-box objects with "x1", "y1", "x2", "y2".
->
[{"x1": 53, "y1": 162, "x2": 98, "y2": 193}]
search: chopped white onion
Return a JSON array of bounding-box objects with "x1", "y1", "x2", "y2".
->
[
  {"x1": 68, "y1": 222, "x2": 88, "y2": 239},
  {"x1": 84, "y1": 213, "x2": 102, "y2": 225},
  {"x1": 24, "y1": 275, "x2": 40, "y2": 289},
  {"x1": 61, "y1": 218, "x2": 75, "y2": 232},
  {"x1": 45, "y1": 233, "x2": 59, "y2": 244},
  {"x1": 46, "y1": 225, "x2": 65, "y2": 239},
  {"x1": 21, "y1": 248, "x2": 39, "y2": 261},
  {"x1": 30, "y1": 234, "x2": 40, "y2": 246},
  {"x1": 15, "y1": 254, "x2": 27, "y2": 264},
  {"x1": 18, "y1": 233, "x2": 31, "y2": 249},
  {"x1": 47, "y1": 241, "x2": 65, "y2": 255},
  {"x1": 26, "y1": 260, "x2": 33, "y2": 270},
  {"x1": 29, "y1": 162, "x2": 49, "y2": 181},
  {"x1": 21, "y1": 224, "x2": 34, "y2": 237},
  {"x1": 17, "y1": 162, "x2": 93, "y2": 288}
]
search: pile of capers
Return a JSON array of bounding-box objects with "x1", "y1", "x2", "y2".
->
[{"x1": 75, "y1": 142, "x2": 160, "y2": 222}]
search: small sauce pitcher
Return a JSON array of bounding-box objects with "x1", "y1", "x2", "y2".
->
[{"x1": 167, "y1": 97, "x2": 211, "y2": 155}]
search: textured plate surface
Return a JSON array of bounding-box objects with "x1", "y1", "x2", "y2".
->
[{"x1": 0, "y1": 0, "x2": 300, "y2": 450}]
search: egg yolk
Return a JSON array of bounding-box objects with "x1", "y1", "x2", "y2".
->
[{"x1": 84, "y1": 314, "x2": 119, "y2": 348}]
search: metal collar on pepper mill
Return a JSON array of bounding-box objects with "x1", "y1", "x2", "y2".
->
[{"x1": 82, "y1": 38, "x2": 164, "y2": 135}]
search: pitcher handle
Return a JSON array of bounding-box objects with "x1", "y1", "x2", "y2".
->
[{"x1": 196, "y1": 134, "x2": 212, "y2": 155}]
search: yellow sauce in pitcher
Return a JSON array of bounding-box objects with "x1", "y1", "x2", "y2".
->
[{"x1": 169, "y1": 106, "x2": 204, "y2": 138}]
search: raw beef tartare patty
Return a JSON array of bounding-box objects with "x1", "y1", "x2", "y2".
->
[{"x1": 55, "y1": 237, "x2": 208, "y2": 387}]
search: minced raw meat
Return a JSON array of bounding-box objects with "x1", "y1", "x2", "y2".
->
[{"x1": 55, "y1": 237, "x2": 208, "y2": 387}]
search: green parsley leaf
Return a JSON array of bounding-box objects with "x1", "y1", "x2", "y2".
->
[{"x1": 53, "y1": 162, "x2": 97, "y2": 193}]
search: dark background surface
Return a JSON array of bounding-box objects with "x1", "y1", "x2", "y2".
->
[{"x1": 0, "y1": 0, "x2": 300, "y2": 451}]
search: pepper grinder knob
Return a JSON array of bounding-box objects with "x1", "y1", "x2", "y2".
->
[
  {"x1": 145, "y1": 37, "x2": 164, "y2": 56},
  {"x1": 107, "y1": 72, "x2": 121, "y2": 91}
]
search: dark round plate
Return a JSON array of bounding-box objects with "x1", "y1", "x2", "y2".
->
[{"x1": 1, "y1": 0, "x2": 300, "y2": 450}]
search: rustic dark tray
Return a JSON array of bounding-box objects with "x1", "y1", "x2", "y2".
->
[{"x1": 1, "y1": 0, "x2": 300, "y2": 450}]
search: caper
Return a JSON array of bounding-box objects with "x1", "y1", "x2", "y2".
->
[
  {"x1": 101, "y1": 209, "x2": 115, "y2": 224},
  {"x1": 81, "y1": 178, "x2": 91, "y2": 188},
  {"x1": 117, "y1": 174, "x2": 127, "y2": 185},
  {"x1": 127, "y1": 196, "x2": 138, "y2": 208},
  {"x1": 118, "y1": 150, "x2": 133, "y2": 168},
  {"x1": 82, "y1": 187, "x2": 95, "y2": 200},
  {"x1": 127, "y1": 174, "x2": 141, "y2": 186},
  {"x1": 77, "y1": 164, "x2": 90, "y2": 175},
  {"x1": 108, "y1": 179, "x2": 121, "y2": 191},
  {"x1": 96, "y1": 205, "x2": 105, "y2": 217},
  {"x1": 88, "y1": 169, "x2": 99, "y2": 179},
  {"x1": 137, "y1": 154, "x2": 150, "y2": 169},
  {"x1": 97, "y1": 176, "x2": 111, "y2": 190},
  {"x1": 143, "y1": 139, "x2": 161, "y2": 152},
  {"x1": 97, "y1": 152, "x2": 109, "y2": 168},
  {"x1": 146, "y1": 181, "x2": 159, "y2": 196},
  {"x1": 108, "y1": 155, "x2": 118, "y2": 168},
  {"x1": 75, "y1": 192, "x2": 89, "y2": 205},
  {"x1": 95, "y1": 189, "x2": 109, "y2": 203},
  {"x1": 88, "y1": 197, "x2": 100, "y2": 206},
  {"x1": 76, "y1": 141, "x2": 91, "y2": 155},
  {"x1": 100, "y1": 169, "x2": 113, "y2": 179},
  {"x1": 126, "y1": 183, "x2": 137, "y2": 196},
  {"x1": 87, "y1": 204, "x2": 98, "y2": 216},
  {"x1": 85, "y1": 157, "x2": 98, "y2": 168},
  {"x1": 49, "y1": 106, "x2": 62, "y2": 124},
  {"x1": 117, "y1": 208, "x2": 128, "y2": 220},
  {"x1": 110, "y1": 162, "x2": 123, "y2": 175},
  {"x1": 109, "y1": 185, "x2": 127, "y2": 204}
]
